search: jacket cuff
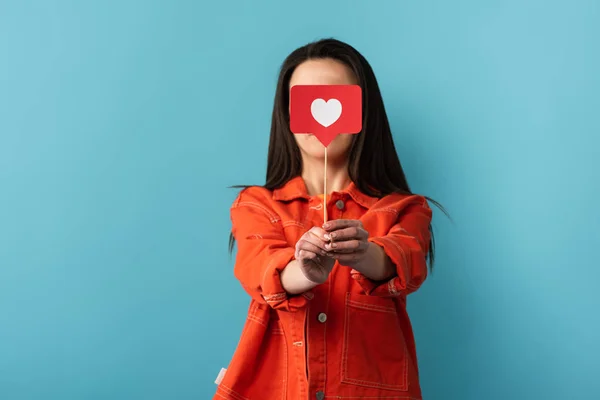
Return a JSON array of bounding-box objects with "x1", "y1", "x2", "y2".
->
[
  {"x1": 260, "y1": 248, "x2": 311, "y2": 311},
  {"x1": 350, "y1": 236, "x2": 417, "y2": 297}
]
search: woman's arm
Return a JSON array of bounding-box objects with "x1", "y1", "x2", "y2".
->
[
  {"x1": 322, "y1": 195, "x2": 432, "y2": 296},
  {"x1": 280, "y1": 260, "x2": 319, "y2": 294},
  {"x1": 231, "y1": 188, "x2": 335, "y2": 309}
]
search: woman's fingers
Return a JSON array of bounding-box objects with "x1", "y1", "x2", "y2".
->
[
  {"x1": 297, "y1": 238, "x2": 329, "y2": 257},
  {"x1": 322, "y1": 219, "x2": 362, "y2": 232},
  {"x1": 328, "y1": 226, "x2": 368, "y2": 242},
  {"x1": 308, "y1": 226, "x2": 330, "y2": 241},
  {"x1": 304, "y1": 227, "x2": 331, "y2": 251},
  {"x1": 325, "y1": 239, "x2": 369, "y2": 253},
  {"x1": 296, "y1": 226, "x2": 334, "y2": 258},
  {"x1": 296, "y1": 224, "x2": 371, "y2": 261}
]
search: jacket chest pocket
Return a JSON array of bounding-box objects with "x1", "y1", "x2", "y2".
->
[{"x1": 341, "y1": 292, "x2": 408, "y2": 392}]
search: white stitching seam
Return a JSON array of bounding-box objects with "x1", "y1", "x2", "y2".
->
[
  {"x1": 217, "y1": 385, "x2": 249, "y2": 400},
  {"x1": 235, "y1": 201, "x2": 280, "y2": 223},
  {"x1": 282, "y1": 220, "x2": 305, "y2": 228},
  {"x1": 263, "y1": 293, "x2": 287, "y2": 303},
  {"x1": 369, "y1": 207, "x2": 399, "y2": 215}
]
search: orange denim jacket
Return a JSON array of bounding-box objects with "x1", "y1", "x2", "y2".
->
[{"x1": 215, "y1": 176, "x2": 432, "y2": 400}]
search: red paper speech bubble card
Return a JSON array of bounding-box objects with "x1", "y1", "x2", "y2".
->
[{"x1": 289, "y1": 85, "x2": 362, "y2": 147}]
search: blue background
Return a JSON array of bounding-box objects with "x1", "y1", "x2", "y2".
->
[{"x1": 1, "y1": 1, "x2": 599, "y2": 399}]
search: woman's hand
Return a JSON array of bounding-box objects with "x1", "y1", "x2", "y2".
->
[
  {"x1": 323, "y1": 219, "x2": 396, "y2": 281},
  {"x1": 295, "y1": 227, "x2": 336, "y2": 284},
  {"x1": 322, "y1": 219, "x2": 370, "y2": 267}
]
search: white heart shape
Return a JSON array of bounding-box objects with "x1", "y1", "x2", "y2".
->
[{"x1": 310, "y1": 98, "x2": 342, "y2": 127}]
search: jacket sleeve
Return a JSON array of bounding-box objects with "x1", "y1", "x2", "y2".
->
[
  {"x1": 230, "y1": 189, "x2": 310, "y2": 312},
  {"x1": 352, "y1": 195, "x2": 433, "y2": 297}
]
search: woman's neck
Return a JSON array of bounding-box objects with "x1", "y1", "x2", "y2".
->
[{"x1": 301, "y1": 157, "x2": 351, "y2": 196}]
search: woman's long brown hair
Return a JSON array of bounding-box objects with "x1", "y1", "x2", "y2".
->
[{"x1": 230, "y1": 38, "x2": 447, "y2": 270}]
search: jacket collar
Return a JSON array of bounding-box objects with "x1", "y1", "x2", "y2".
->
[{"x1": 272, "y1": 176, "x2": 379, "y2": 209}]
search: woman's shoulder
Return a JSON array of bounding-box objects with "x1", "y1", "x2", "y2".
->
[
  {"x1": 371, "y1": 192, "x2": 431, "y2": 213},
  {"x1": 229, "y1": 186, "x2": 282, "y2": 225},
  {"x1": 231, "y1": 185, "x2": 275, "y2": 209}
]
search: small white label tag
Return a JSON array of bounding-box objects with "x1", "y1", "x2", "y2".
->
[{"x1": 215, "y1": 368, "x2": 227, "y2": 385}]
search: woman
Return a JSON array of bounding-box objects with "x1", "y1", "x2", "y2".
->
[{"x1": 215, "y1": 38, "x2": 439, "y2": 400}]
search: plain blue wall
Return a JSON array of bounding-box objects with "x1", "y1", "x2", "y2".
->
[{"x1": 1, "y1": 1, "x2": 599, "y2": 399}]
